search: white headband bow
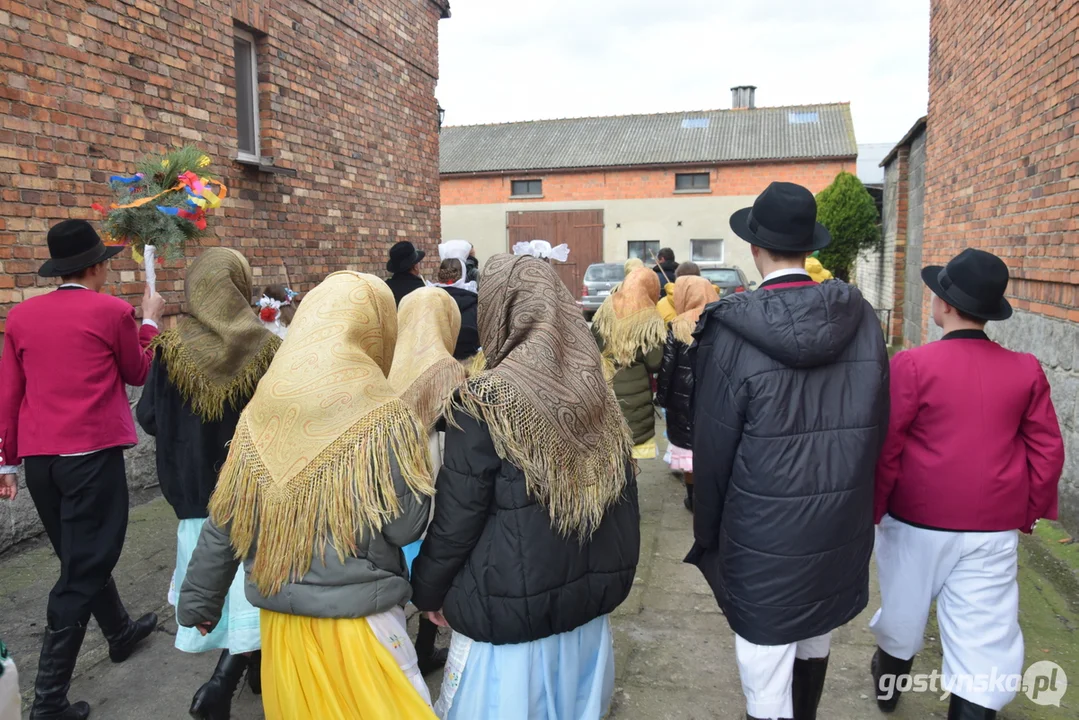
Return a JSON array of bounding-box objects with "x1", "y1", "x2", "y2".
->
[{"x1": 512, "y1": 240, "x2": 570, "y2": 262}]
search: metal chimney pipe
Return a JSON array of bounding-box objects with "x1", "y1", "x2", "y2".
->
[{"x1": 731, "y1": 85, "x2": 757, "y2": 109}]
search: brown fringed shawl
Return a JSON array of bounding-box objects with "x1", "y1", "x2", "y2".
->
[
  {"x1": 208, "y1": 272, "x2": 435, "y2": 596},
  {"x1": 153, "y1": 248, "x2": 279, "y2": 421},
  {"x1": 456, "y1": 254, "x2": 633, "y2": 538},
  {"x1": 670, "y1": 276, "x2": 720, "y2": 345},
  {"x1": 592, "y1": 267, "x2": 666, "y2": 368},
  {"x1": 388, "y1": 288, "x2": 468, "y2": 429}
]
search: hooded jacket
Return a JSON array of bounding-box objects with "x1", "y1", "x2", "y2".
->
[
  {"x1": 657, "y1": 282, "x2": 677, "y2": 324},
  {"x1": 685, "y1": 277, "x2": 889, "y2": 645}
]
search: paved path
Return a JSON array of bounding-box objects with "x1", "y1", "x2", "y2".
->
[{"x1": 2, "y1": 453, "x2": 1076, "y2": 718}]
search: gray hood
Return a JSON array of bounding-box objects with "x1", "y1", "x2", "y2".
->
[{"x1": 709, "y1": 281, "x2": 868, "y2": 369}]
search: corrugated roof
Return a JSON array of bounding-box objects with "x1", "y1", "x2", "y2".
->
[{"x1": 440, "y1": 103, "x2": 857, "y2": 175}]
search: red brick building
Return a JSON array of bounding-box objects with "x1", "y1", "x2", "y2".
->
[
  {"x1": 919, "y1": 0, "x2": 1078, "y2": 530},
  {"x1": 0, "y1": 0, "x2": 450, "y2": 327}
]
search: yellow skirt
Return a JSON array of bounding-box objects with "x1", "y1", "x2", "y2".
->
[{"x1": 260, "y1": 610, "x2": 437, "y2": 720}]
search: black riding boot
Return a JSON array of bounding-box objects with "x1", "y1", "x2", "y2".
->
[
  {"x1": 88, "y1": 577, "x2": 158, "y2": 663},
  {"x1": 245, "y1": 650, "x2": 262, "y2": 695},
  {"x1": 791, "y1": 655, "x2": 828, "y2": 720},
  {"x1": 684, "y1": 483, "x2": 694, "y2": 512},
  {"x1": 947, "y1": 695, "x2": 997, "y2": 720},
  {"x1": 871, "y1": 647, "x2": 915, "y2": 713},
  {"x1": 29, "y1": 625, "x2": 91, "y2": 720},
  {"x1": 189, "y1": 651, "x2": 249, "y2": 720},
  {"x1": 416, "y1": 616, "x2": 448, "y2": 675}
]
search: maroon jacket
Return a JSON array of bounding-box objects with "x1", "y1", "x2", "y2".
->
[
  {"x1": 875, "y1": 330, "x2": 1064, "y2": 533},
  {"x1": 0, "y1": 287, "x2": 157, "y2": 465}
]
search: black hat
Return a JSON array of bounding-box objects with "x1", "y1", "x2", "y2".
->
[
  {"x1": 38, "y1": 220, "x2": 124, "y2": 278},
  {"x1": 386, "y1": 241, "x2": 425, "y2": 274},
  {"x1": 921, "y1": 248, "x2": 1012, "y2": 321},
  {"x1": 729, "y1": 181, "x2": 831, "y2": 253}
]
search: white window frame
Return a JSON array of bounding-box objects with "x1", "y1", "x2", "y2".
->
[
  {"x1": 234, "y1": 29, "x2": 260, "y2": 163},
  {"x1": 690, "y1": 238, "x2": 725, "y2": 263}
]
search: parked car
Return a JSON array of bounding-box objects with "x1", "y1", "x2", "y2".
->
[
  {"x1": 579, "y1": 262, "x2": 625, "y2": 320},
  {"x1": 696, "y1": 263, "x2": 755, "y2": 297}
]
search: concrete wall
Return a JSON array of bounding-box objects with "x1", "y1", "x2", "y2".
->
[
  {"x1": 854, "y1": 160, "x2": 899, "y2": 318},
  {"x1": 0, "y1": 387, "x2": 157, "y2": 554},
  {"x1": 901, "y1": 132, "x2": 927, "y2": 347},
  {"x1": 442, "y1": 195, "x2": 765, "y2": 284}
]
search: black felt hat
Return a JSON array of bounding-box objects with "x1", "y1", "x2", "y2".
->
[
  {"x1": 386, "y1": 241, "x2": 426, "y2": 274},
  {"x1": 38, "y1": 220, "x2": 124, "y2": 278},
  {"x1": 922, "y1": 248, "x2": 1012, "y2": 321},
  {"x1": 729, "y1": 181, "x2": 832, "y2": 253}
]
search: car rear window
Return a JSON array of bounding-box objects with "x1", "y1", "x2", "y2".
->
[
  {"x1": 585, "y1": 264, "x2": 625, "y2": 282},
  {"x1": 701, "y1": 268, "x2": 741, "y2": 284}
]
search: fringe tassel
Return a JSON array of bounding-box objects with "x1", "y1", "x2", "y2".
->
[
  {"x1": 154, "y1": 331, "x2": 281, "y2": 422},
  {"x1": 208, "y1": 400, "x2": 435, "y2": 597},
  {"x1": 671, "y1": 318, "x2": 696, "y2": 346},
  {"x1": 593, "y1": 302, "x2": 667, "y2": 369},
  {"x1": 452, "y1": 373, "x2": 632, "y2": 540},
  {"x1": 464, "y1": 350, "x2": 486, "y2": 376},
  {"x1": 400, "y1": 357, "x2": 468, "y2": 430}
]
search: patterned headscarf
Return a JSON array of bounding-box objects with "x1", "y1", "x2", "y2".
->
[
  {"x1": 209, "y1": 272, "x2": 434, "y2": 596},
  {"x1": 456, "y1": 254, "x2": 632, "y2": 538},
  {"x1": 153, "y1": 248, "x2": 279, "y2": 421},
  {"x1": 592, "y1": 267, "x2": 666, "y2": 368},
  {"x1": 388, "y1": 288, "x2": 467, "y2": 429},
  {"x1": 670, "y1": 275, "x2": 720, "y2": 345}
]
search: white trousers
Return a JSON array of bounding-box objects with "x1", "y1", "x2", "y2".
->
[
  {"x1": 870, "y1": 515, "x2": 1023, "y2": 711},
  {"x1": 0, "y1": 657, "x2": 19, "y2": 720},
  {"x1": 735, "y1": 632, "x2": 831, "y2": 719}
]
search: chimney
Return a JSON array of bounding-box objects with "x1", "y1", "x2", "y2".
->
[{"x1": 731, "y1": 85, "x2": 757, "y2": 109}]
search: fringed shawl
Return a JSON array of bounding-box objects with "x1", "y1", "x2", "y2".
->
[
  {"x1": 456, "y1": 254, "x2": 633, "y2": 539},
  {"x1": 388, "y1": 288, "x2": 467, "y2": 430},
  {"x1": 592, "y1": 267, "x2": 666, "y2": 368},
  {"x1": 208, "y1": 272, "x2": 435, "y2": 596},
  {"x1": 153, "y1": 248, "x2": 280, "y2": 421},
  {"x1": 670, "y1": 276, "x2": 720, "y2": 345}
]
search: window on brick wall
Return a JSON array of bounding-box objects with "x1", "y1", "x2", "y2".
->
[
  {"x1": 234, "y1": 30, "x2": 260, "y2": 162},
  {"x1": 511, "y1": 179, "x2": 543, "y2": 197},
  {"x1": 627, "y1": 241, "x2": 660, "y2": 262},
  {"x1": 675, "y1": 172, "x2": 710, "y2": 191},
  {"x1": 691, "y1": 239, "x2": 724, "y2": 263}
]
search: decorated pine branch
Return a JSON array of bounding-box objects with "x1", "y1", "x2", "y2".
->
[{"x1": 91, "y1": 146, "x2": 227, "y2": 265}]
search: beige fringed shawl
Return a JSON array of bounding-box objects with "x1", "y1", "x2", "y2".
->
[
  {"x1": 592, "y1": 267, "x2": 666, "y2": 369},
  {"x1": 670, "y1": 276, "x2": 720, "y2": 346},
  {"x1": 208, "y1": 272, "x2": 435, "y2": 596},
  {"x1": 153, "y1": 248, "x2": 280, "y2": 421},
  {"x1": 456, "y1": 254, "x2": 633, "y2": 538},
  {"x1": 388, "y1": 288, "x2": 467, "y2": 429}
]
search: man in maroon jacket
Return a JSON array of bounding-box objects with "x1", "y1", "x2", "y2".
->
[
  {"x1": 870, "y1": 249, "x2": 1064, "y2": 719},
  {"x1": 0, "y1": 220, "x2": 166, "y2": 720}
]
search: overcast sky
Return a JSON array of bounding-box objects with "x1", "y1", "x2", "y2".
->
[{"x1": 437, "y1": 0, "x2": 929, "y2": 144}]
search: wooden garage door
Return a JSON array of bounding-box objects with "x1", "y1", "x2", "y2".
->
[{"x1": 506, "y1": 210, "x2": 604, "y2": 294}]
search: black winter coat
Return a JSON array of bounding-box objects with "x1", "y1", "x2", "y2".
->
[
  {"x1": 656, "y1": 330, "x2": 695, "y2": 450},
  {"x1": 135, "y1": 352, "x2": 249, "y2": 520},
  {"x1": 440, "y1": 285, "x2": 480, "y2": 360},
  {"x1": 410, "y1": 408, "x2": 640, "y2": 645},
  {"x1": 685, "y1": 278, "x2": 889, "y2": 645},
  {"x1": 385, "y1": 272, "x2": 426, "y2": 306},
  {"x1": 653, "y1": 261, "x2": 679, "y2": 286}
]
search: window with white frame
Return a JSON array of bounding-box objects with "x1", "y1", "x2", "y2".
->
[
  {"x1": 234, "y1": 30, "x2": 260, "y2": 162},
  {"x1": 691, "y1": 239, "x2": 724, "y2": 263}
]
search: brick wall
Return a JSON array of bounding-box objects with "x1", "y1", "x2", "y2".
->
[
  {"x1": 442, "y1": 159, "x2": 855, "y2": 206},
  {"x1": 925, "y1": 0, "x2": 1078, "y2": 531},
  {"x1": 0, "y1": 0, "x2": 449, "y2": 328}
]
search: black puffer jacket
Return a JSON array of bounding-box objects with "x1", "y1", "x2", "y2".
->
[
  {"x1": 656, "y1": 330, "x2": 695, "y2": 450},
  {"x1": 441, "y1": 285, "x2": 480, "y2": 360},
  {"x1": 410, "y1": 408, "x2": 640, "y2": 645},
  {"x1": 685, "y1": 279, "x2": 889, "y2": 645}
]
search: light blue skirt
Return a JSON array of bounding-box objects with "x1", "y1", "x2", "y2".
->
[
  {"x1": 169, "y1": 518, "x2": 261, "y2": 654},
  {"x1": 436, "y1": 614, "x2": 615, "y2": 720},
  {"x1": 403, "y1": 539, "x2": 423, "y2": 575}
]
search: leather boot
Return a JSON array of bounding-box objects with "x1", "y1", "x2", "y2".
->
[
  {"x1": 871, "y1": 647, "x2": 915, "y2": 713},
  {"x1": 189, "y1": 651, "x2": 249, "y2": 720},
  {"x1": 245, "y1": 651, "x2": 261, "y2": 695},
  {"x1": 947, "y1": 695, "x2": 997, "y2": 719},
  {"x1": 29, "y1": 625, "x2": 91, "y2": 720},
  {"x1": 792, "y1": 655, "x2": 829, "y2": 720},
  {"x1": 416, "y1": 616, "x2": 448, "y2": 675},
  {"x1": 88, "y1": 578, "x2": 158, "y2": 663},
  {"x1": 684, "y1": 483, "x2": 694, "y2": 512}
]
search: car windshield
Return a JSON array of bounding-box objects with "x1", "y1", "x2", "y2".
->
[
  {"x1": 700, "y1": 268, "x2": 742, "y2": 285},
  {"x1": 585, "y1": 264, "x2": 624, "y2": 283}
]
